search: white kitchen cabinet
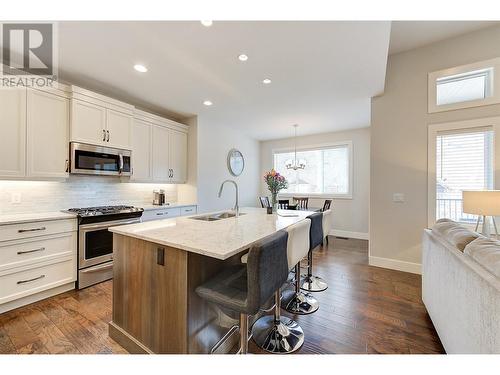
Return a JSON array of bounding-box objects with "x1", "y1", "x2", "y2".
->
[
  {"x1": 169, "y1": 130, "x2": 188, "y2": 183},
  {"x1": 152, "y1": 125, "x2": 171, "y2": 182},
  {"x1": 70, "y1": 99, "x2": 107, "y2": 145},
  {"x1": 70, "y1": 87, "x2": 133, "y2": 150},
  {"x1": 27, "y1": 89, "x2": 70, "y2": 178},
  {"x1": 131, "y1": 118, "x2": 152, "y2": 181},
  {"x1": 106, "y1": 108, "x2": 132, "y2": 149},
  {"x1": 0, "y1": 88, "x2": 26, "y2": 178},
  {"x1": 0, "y1": 217, "x2": 77, "y2": 313}
]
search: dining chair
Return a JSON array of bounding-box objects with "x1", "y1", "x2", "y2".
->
[
  {"x1": 259, "y1": 196, "x2": 270, "y2": 208},
  {"x1": 322, "y1": 199, "x2": 332, "y2": 212},
  {"x1": 293, "y1": 197, "x2": 309, "y2": 210},
  {"x1": 278, "y1": 199, "x2": 290, "y2": 209}
]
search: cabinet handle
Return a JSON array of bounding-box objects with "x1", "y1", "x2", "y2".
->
[
  {"x1": 156, "y1": 212, "x2": 167, "y2": 216},
  {"x1": 106, "y1": 130, "x2": 110, "y2": 142},
  {"x1": 102, "y1": 129, "x2": 106, "y2": 142},
  {"x1": 184, "y1": 209, "x2": 193, "y2": 212},
  {"x1": 17, "y1": 275, "x2": 45, "y2": 285},
  {"x1": 18, "y1": 227, "x2": 46, "y2": 233},
  {"x1": 17, "y1": 247, "x2": 45, "y2": 255},
  {"x1": 65, "y1": 159, "x2": 69, "y2": 173},
  {"x1": 171, "y1": 169, "x2": 174, "y2": 178}
]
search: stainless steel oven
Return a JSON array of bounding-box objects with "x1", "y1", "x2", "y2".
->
[
  {"x1": 70, "y1": 142, "x2": 132, "y2": 177},
  {"x1": 66, "y1": 205, "x2": 143, "y2": 289}
]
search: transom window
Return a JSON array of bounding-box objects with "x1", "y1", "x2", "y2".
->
[
  {"x1": 273, "y1": 142, "x2": 352, "y2": 198},
  {"x1": 436, "y1": 68, "x2": 492, "y2": 106},
  {"x1": 428, "y1": 58, "x2": 500, "y2": 113}
]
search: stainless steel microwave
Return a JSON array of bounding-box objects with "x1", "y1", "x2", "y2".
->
[{"x1": 70, "y1": 142, "x2": 132, "y2": 177}]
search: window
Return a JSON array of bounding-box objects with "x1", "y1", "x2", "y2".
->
[
  {"x1": 428, "y1": 58, "x2": 500, "y2": 113},
  {"x1": 273, "y1": 142, "x2": 352, "y2": 198},
  {"x1": 434, "y1": 128, "x2": 494, "y2": 223},
  {"x1": 436, "y1": 69, "x2": 492, "y2": 106}
]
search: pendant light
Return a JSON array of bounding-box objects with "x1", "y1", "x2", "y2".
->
[{"x1": 285, "y1": 124, "x2": 306, "y2": 170}]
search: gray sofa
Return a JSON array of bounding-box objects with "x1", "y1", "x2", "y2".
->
[{"x1": 422, "y1": 219, "x2": 500, "y2": 353}]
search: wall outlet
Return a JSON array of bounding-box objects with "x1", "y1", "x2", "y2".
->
[
  {"x1": 393, "y1": 193, "x2": 405, "y2": 203},
  {"x1": 11, "y1": 192, "x2": 22, "y2": 204}
]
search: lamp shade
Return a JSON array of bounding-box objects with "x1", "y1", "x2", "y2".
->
[{"x1": 463, "y1": 190, "x2": 500, "y2": 216}]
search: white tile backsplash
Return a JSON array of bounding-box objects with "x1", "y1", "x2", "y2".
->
[{"x1": 0, "y1": 176, "x2": 178, "y2": 214}]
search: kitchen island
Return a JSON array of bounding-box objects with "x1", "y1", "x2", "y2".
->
[{"x1": 108, "y1": 207, "x2": 313, "y2": 354}]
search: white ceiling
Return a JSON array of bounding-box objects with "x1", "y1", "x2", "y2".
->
[
  {"x1": 389, "y1": 21, "x2": 498, "y2": 55},
  {"x1": 58, "y1": 21, "x2": 391, "y2": 140}
]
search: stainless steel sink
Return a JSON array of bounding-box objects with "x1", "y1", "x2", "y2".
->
[{"x1": 190, "y1": 212, "x2": 246, "y2": 221}]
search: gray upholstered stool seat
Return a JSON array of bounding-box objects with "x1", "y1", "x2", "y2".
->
[
  {"x1": 196, "y1": 230, "x2": 289, "y2": 354},
  {"x1": 301, "y1": 212, "x2": 328, "y2": 292},
  {"x1": 196, "y1": 265, "x2": 248, "y2": 313}
]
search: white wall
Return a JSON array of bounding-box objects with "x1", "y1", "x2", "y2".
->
[
  {"x1": 196, "y1": 118, "x2": 260, "y2": 213},
  {"x1": 370, "y1": 25, "x2": 500, "y2": 274},
  {"x1": 260, "y1": 127, "x2": 370, "y2": 238}
]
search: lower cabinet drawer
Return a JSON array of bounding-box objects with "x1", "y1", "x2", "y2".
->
[
  {"x1": 0, "y1": 219, "x2": 77, "y2": 243},
  {"x1": 180, "y1": 206, "x2": 197, "y2": 216},
  {"x1": 0, "y1": 232, "x2": 76, "y2": 272},
  {"x1": 0, "y1": 257, "x2": 76, "y2": 305},
  {"x1": 141, "y1": 207, "x2": 181, "y2": 222}
]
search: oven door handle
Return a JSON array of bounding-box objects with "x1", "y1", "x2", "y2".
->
[
  {"x1": 81, "y1": 263, "x2": 113, "y2": 273},
  {"x1": 79, "y1": 219, "x2": 141, "y2": 231}
]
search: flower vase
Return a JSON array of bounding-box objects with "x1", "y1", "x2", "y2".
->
[{"x1": 271, "y1": 192, "x2": 278, "y2": 213}]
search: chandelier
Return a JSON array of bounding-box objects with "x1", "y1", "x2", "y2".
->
[{"x1": 285, "y1": 124, "x2": 306, "y2": 170}]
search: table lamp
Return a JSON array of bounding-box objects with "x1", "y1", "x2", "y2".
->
[{"x1": 463, "y1": 190, "x2": 500, "y2": 236}]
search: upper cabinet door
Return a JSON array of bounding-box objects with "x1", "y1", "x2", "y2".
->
[
  {"x1": 70, "y1": 99, "x2": 106, "y2": 145},
  {"x1": 152, "y1": 125, "x2": 170, "y2": 182},
  {"x1": 106, "y1": 109, "x2": 132, "y2": 150},
  {"x1": 0, "y1": 88, "x2": 26, "y2": 178},
  {"x1": 131, "y1": 119, "x2": 152, "y2": 181},
  {"x1": 27, "y1": 89, "x2": 70, "y2": 179},
  {"x1": 169, "y1": 130, "x2": 187, "y2": 183}
]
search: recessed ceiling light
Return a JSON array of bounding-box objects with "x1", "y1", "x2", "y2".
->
[
  {"x1": 203, "y1": 100, "x2": 213, "y2": 106},
  {"x1": 200, "y1": 20, "x2": 213, "y2": 27},
  {"x1": 262, "y1": 78, "x2": 272, "y2": 84},
  {"x1": 134, "y1": 64, "x2": 148, "y2": 73},
  {"x1": 238, "y1": 54, "x2": 248, "y2": 62}
]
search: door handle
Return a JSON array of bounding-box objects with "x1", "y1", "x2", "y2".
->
[
  {"x1": 118, "y1": 154, "x2": 124, "y2": 174},
  {"x1": 17, "y1": 247, "x2": 45, "y2": 255},
  {"x1": 18, "y1": 227, "x2": 46, "y2": 233},
  {"x1": 17, "y1": 275, "x2": 45, "y2": 285},
  {"x1": 106, "y1": 130, "x2": 110, "y2": 142},
  {"x1": 102, "y1": 129, "x2": 106, "y2": 142}
]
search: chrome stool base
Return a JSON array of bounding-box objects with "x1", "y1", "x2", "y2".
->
[
  {"x1": 282, "y1": 289, "x2": 319, "y2": 315},
  {"x1": 251, "y1": 315, "x2": 304, "y2": 353},
  {"x1": 301, "y1": 275, "x2": 328, "y2": 292}
]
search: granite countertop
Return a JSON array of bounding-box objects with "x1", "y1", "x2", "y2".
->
[
  {"x1": 109, "y1": 207, "x2": 314, "y2": 260},
  {"x1": 0, "y1": 211, "x2": 77, "y2": 226}
]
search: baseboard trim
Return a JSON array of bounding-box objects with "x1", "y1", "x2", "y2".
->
[
  {"x1": 369, "y1": 256, "x2": 422, "y2": 275},
  {"x1": 330, "y1": 230, "x2": 369, "y2": 240}
]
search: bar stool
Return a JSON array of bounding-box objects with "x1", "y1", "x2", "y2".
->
[
  {"x1": 250, "y1": 227, "x2": 305, "y2": 353},
  {"x1": 301, "y1": 212, "x2": 328, "y2": 292},
  {"x1": 322, "y1": 209, "x2": 333, "y2": 246},
  {"x1": 281, "y1": 219, "x2": 319, "y2": 315},
  {"x1": 196, "y1": 231, "x2": 289, "y2": 354}
]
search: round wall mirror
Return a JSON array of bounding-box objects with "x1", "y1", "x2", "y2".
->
[{"x1": 227, "y1": 149, "x2": 245, "y2": 176}]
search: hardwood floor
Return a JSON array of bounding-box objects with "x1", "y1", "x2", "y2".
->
[{"x1": 0, "y1": 237, "x2": 444, "y2": 354}]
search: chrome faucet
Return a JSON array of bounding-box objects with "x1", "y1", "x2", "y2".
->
[{"x1": 218, "y1": 180, "x2": 240, "y2": 217}]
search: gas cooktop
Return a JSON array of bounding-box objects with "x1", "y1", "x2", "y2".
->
[{"x1": 66, "y1": 205, "x2": 144, "y2": 217}]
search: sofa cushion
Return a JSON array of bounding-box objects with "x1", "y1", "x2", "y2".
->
[
  {"x1": 464, "y1": 237, "x2": 500, "y2": 278},
  {"x1": 432, "y1": 220, "x2": 479, "y2": 251}
]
